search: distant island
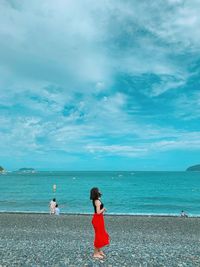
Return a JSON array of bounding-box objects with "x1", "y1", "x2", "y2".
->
[
  {"x1": 186, "y1": 164, "x2": 200, "y2": 171},
  {"x1": 18, "y1": 168, "x2": 36, "y2": 173},
  {"x1": 0, "y1": 166, "x2": 5, "y2": 172}
]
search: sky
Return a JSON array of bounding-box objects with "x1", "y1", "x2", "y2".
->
[{"x1": 0, "y1": 0, "x2": 200, "y2": 171}]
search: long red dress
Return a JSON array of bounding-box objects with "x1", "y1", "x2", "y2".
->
[{"x1": 92, "y1": 201, "x2": 110, "y2": 249}]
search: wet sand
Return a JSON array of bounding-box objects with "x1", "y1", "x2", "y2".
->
[{"x1": 0, "y1": 213, "x2": 200, "y2": 266}]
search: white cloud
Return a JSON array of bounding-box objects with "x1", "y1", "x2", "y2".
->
[
  {"x1": 85, "y1": 144, "x2": 147, "y2": 157},
  {"x1": 135, "y1": 0, "x2": 200, "y2": 52},
  {"x1": 172, "y1": 91, "x2": 200, "y2": 120},
  {"x1": 151, "y1": 131, "x2": 200, "y2": 151},
  {"x1": 150, "y1": 76, "x2": 186, "y2": 97},
  {"x1": 1, "y1": 0, "x2": 197, "y2": 97},
  {"x1": 85, "y1": 131, "x2": 200, "y2": 157}
]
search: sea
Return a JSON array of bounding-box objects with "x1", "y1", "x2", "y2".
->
[{"x1": 0, "y1": 171, "x2": 200, "y2": 216}]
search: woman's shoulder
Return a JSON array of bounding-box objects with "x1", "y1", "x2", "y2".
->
[{"x1": 94, "y1": 199, "x2": 101, "y2": 204}]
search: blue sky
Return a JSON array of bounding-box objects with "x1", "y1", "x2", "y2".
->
[{"x1": 0, "y1": 0, "x2": 200, "y2": 171}]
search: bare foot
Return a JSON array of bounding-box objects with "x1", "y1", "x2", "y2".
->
[
  {"x1": 93, "y1": 253, "x2": 104, "y2": 259},
  {"x1": 99, "y1": 251, "x2": 106, "y2": 257}
]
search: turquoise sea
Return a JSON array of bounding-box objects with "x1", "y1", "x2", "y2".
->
[{"x1": 0, "y1": 171, "x2": 200, "y2": 216}]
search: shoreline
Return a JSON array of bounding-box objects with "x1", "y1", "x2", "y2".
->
[{"x1": 0, "y1": 210, "x2": 199, "y2": 217}]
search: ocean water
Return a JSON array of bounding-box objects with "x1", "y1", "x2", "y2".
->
[{"x1": 0, "y1": 171, "x2": 200, "y2": 216}]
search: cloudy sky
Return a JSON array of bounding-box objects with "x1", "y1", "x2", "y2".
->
[{"x1": 0, "y1": 0, "x2": 200, "y2": 171}]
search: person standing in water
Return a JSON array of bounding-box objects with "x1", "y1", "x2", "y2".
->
[{"x1": 90, "y1": 187, "x2": 110, "y2": 259}]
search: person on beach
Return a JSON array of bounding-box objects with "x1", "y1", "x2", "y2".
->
[
  {"x1": 55, "y1": 204, "x2": 60, "y2": 215},
  {"x1": 49, "y1": 198, "x2": 56, "y2": 214},
  {"x1": 90, "y1": 187, "x2": 110, "y2": 259},
  {"x1": 180, "y1": 210, "x2": 188, "y2": 218}
]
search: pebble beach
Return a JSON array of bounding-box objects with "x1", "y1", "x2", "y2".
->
[{"x1": 1, "y1": 213, "x2": 200, "y2": 267}]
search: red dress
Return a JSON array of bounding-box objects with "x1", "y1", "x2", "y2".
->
[{"x1": 92, "y1": 200, "x2": 110, "y2": 249}]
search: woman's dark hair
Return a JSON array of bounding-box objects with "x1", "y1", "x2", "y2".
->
[
  {"x1": 53, "y1": 198, "x2": 56, "y2": 202},
  {"x1": 90, "y1": 187, "x2": 102, "y2": 200}
]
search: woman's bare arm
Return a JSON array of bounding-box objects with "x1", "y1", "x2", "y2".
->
[{"x1": 95, "y1": 200, "x2": 105, "y2": 214}]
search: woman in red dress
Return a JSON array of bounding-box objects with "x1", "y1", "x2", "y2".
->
[{"x1": 90, "y1": 187, "x2": 110, "y2": 259}]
